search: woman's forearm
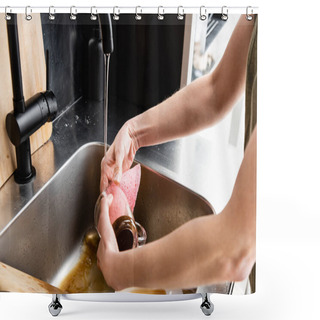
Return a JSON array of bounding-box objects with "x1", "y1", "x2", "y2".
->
[
  {"x1": 129, "y1": 73, "x2": 219, "y2": 148},
  {"x1": 109, "y1": 214, "x2": 229, "y2": 290},
  {"x1": 129, "y1": 15, "x2": 254, "y2": 149},
  {"x1": 111, "y1": 206, "x2": 253, "y2": 291},
  {"x1": 106, "y1": 128, "x2": 256, "y2": 291}
]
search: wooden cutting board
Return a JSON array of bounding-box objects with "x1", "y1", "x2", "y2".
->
[
  {"x1": 0, "y1": 14, "x2": 52, "y2": 188},
  {"x1": 0, "y1": 262, "x2": 64, "y2": 294}
]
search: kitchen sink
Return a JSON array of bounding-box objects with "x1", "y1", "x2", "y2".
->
[{"x1": 0, "y1": 142, "x2": 231, "y2": 299}]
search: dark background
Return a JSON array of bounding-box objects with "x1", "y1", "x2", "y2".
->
[{"x1": 41, "y1": 14, "x2": 184, "y2": 122}]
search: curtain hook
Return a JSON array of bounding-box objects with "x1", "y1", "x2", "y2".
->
[
  {"x1": 157, "y1": 6, "x2": 164, "y2": 20},
  {"x1": 221, "y1": 6, "x2": 228, "y2": 21},
  {"x1": 135, "y1": 6, "x2": 142, "y2": 20},
  {"x1": 113, "y1": 6, "x2": 120, "y2": 20},
  {"x1": 5, "y1": 6, "x2": 11, "y2": 21},
  {"x1": 177, "y1": 6, "x2": 184, "y2": 20},
  {"x1": 70, "y1": 6, "x2": 77, "y2": 20},
  {"x1": 49, "y1": 6, "x2": 55, "y2": 21},
  {"x1": 25, "y1": 6, "x2": 32, "y2": 21},
  {"x1": 90, "y1": 6, "x2": 97, "y2": 21},
  {"x1": 200, "y1": 6, "x2": 207, "y2": 21},
  {"x1": 246, "y1": 6, "x2": 253, "y2": 21}
]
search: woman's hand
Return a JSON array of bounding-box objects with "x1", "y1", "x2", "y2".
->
[
  {"x1": 96, "y1": 193, "x2": 120, "y2": 290},
  {"x1": 100, "y1": 121, "x2": 139, "y2": 192}
]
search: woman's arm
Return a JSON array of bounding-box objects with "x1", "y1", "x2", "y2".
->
[
  {"x1": 100, "y1": 15, "x2": 254, "y2": 189},
  {"x1": 98, "y1": 127, "x2": 256, "y2": 291},
  {"x1": 129, "y1": 15, "x2": 255, "y2": 149}
]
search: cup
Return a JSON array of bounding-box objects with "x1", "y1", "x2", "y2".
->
[{"x1": 94, "y1": 192, "x2": 147, "y2": 251}]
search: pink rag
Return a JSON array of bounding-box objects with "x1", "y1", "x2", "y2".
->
[{"x1": 107, "y1": 164, "x2": 141, "y2": 224}]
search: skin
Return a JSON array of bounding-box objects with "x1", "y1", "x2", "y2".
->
[{"x1": 98, "y1": 15, "x2": 256, "y2": 291}]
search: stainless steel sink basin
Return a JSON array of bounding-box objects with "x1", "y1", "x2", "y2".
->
[{"x1": 0, "y1": 142, "x2": 230, "y2": 299}]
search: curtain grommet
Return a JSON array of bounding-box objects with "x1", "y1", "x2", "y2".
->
[
  {"x1": 70, "y1": 6, "x2": 77, "y2": 21},
  {"x1": 25, "y1": 6, "x2": 32, "y2": 21},
  {"x1": 221, "y1": 6, "x2": 228, "y2": 21},
  {"x1": 113, "y1": 6, "x2": 120, "y2": 20},
  {"x1": 157, "y1": 6, "x2": 164, "y2": 20},
  {"x1": 200, "y1": 6, "x2": 207, "y2": 21},
  {"x1": 49, "y1": 6, "x2": 55, "y2": 21},
  {"x1": 177, "y1": 6, "x2": 184, "y2": 20},
  {"x1": 4, "y1": 6, "x2": 11, "y2": 21},
  {"x1": 90, "y1": 6, "x2": 97, "y2": 21},
  {"x1": 135, "y1": 6, "x2": 142, "y2": 21},
  {"x1": 246, "y1": 6, "x2": 253, "y2": 21}
]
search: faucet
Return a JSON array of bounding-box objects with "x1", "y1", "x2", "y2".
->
[
  {"x1": 5, "y1": 14, "x2": 113, "y2": 184},
  {"x1": 98, "y1": 14, "x2": 114, "y2": 56},
  {"x1": 98, "y1": 14, "x2": 114, "y2": 154},
  {"x1": 5, "y1": 14, "x2": 58, "y2": 184}
]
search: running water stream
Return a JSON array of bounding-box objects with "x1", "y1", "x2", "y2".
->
[{"x1": 104, "y1": 53, "x2": 111, "y2": 156}]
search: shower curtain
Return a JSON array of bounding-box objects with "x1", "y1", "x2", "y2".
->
[{"x1": 0, "y1": 7, "x2": 257, "y2": 299}]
